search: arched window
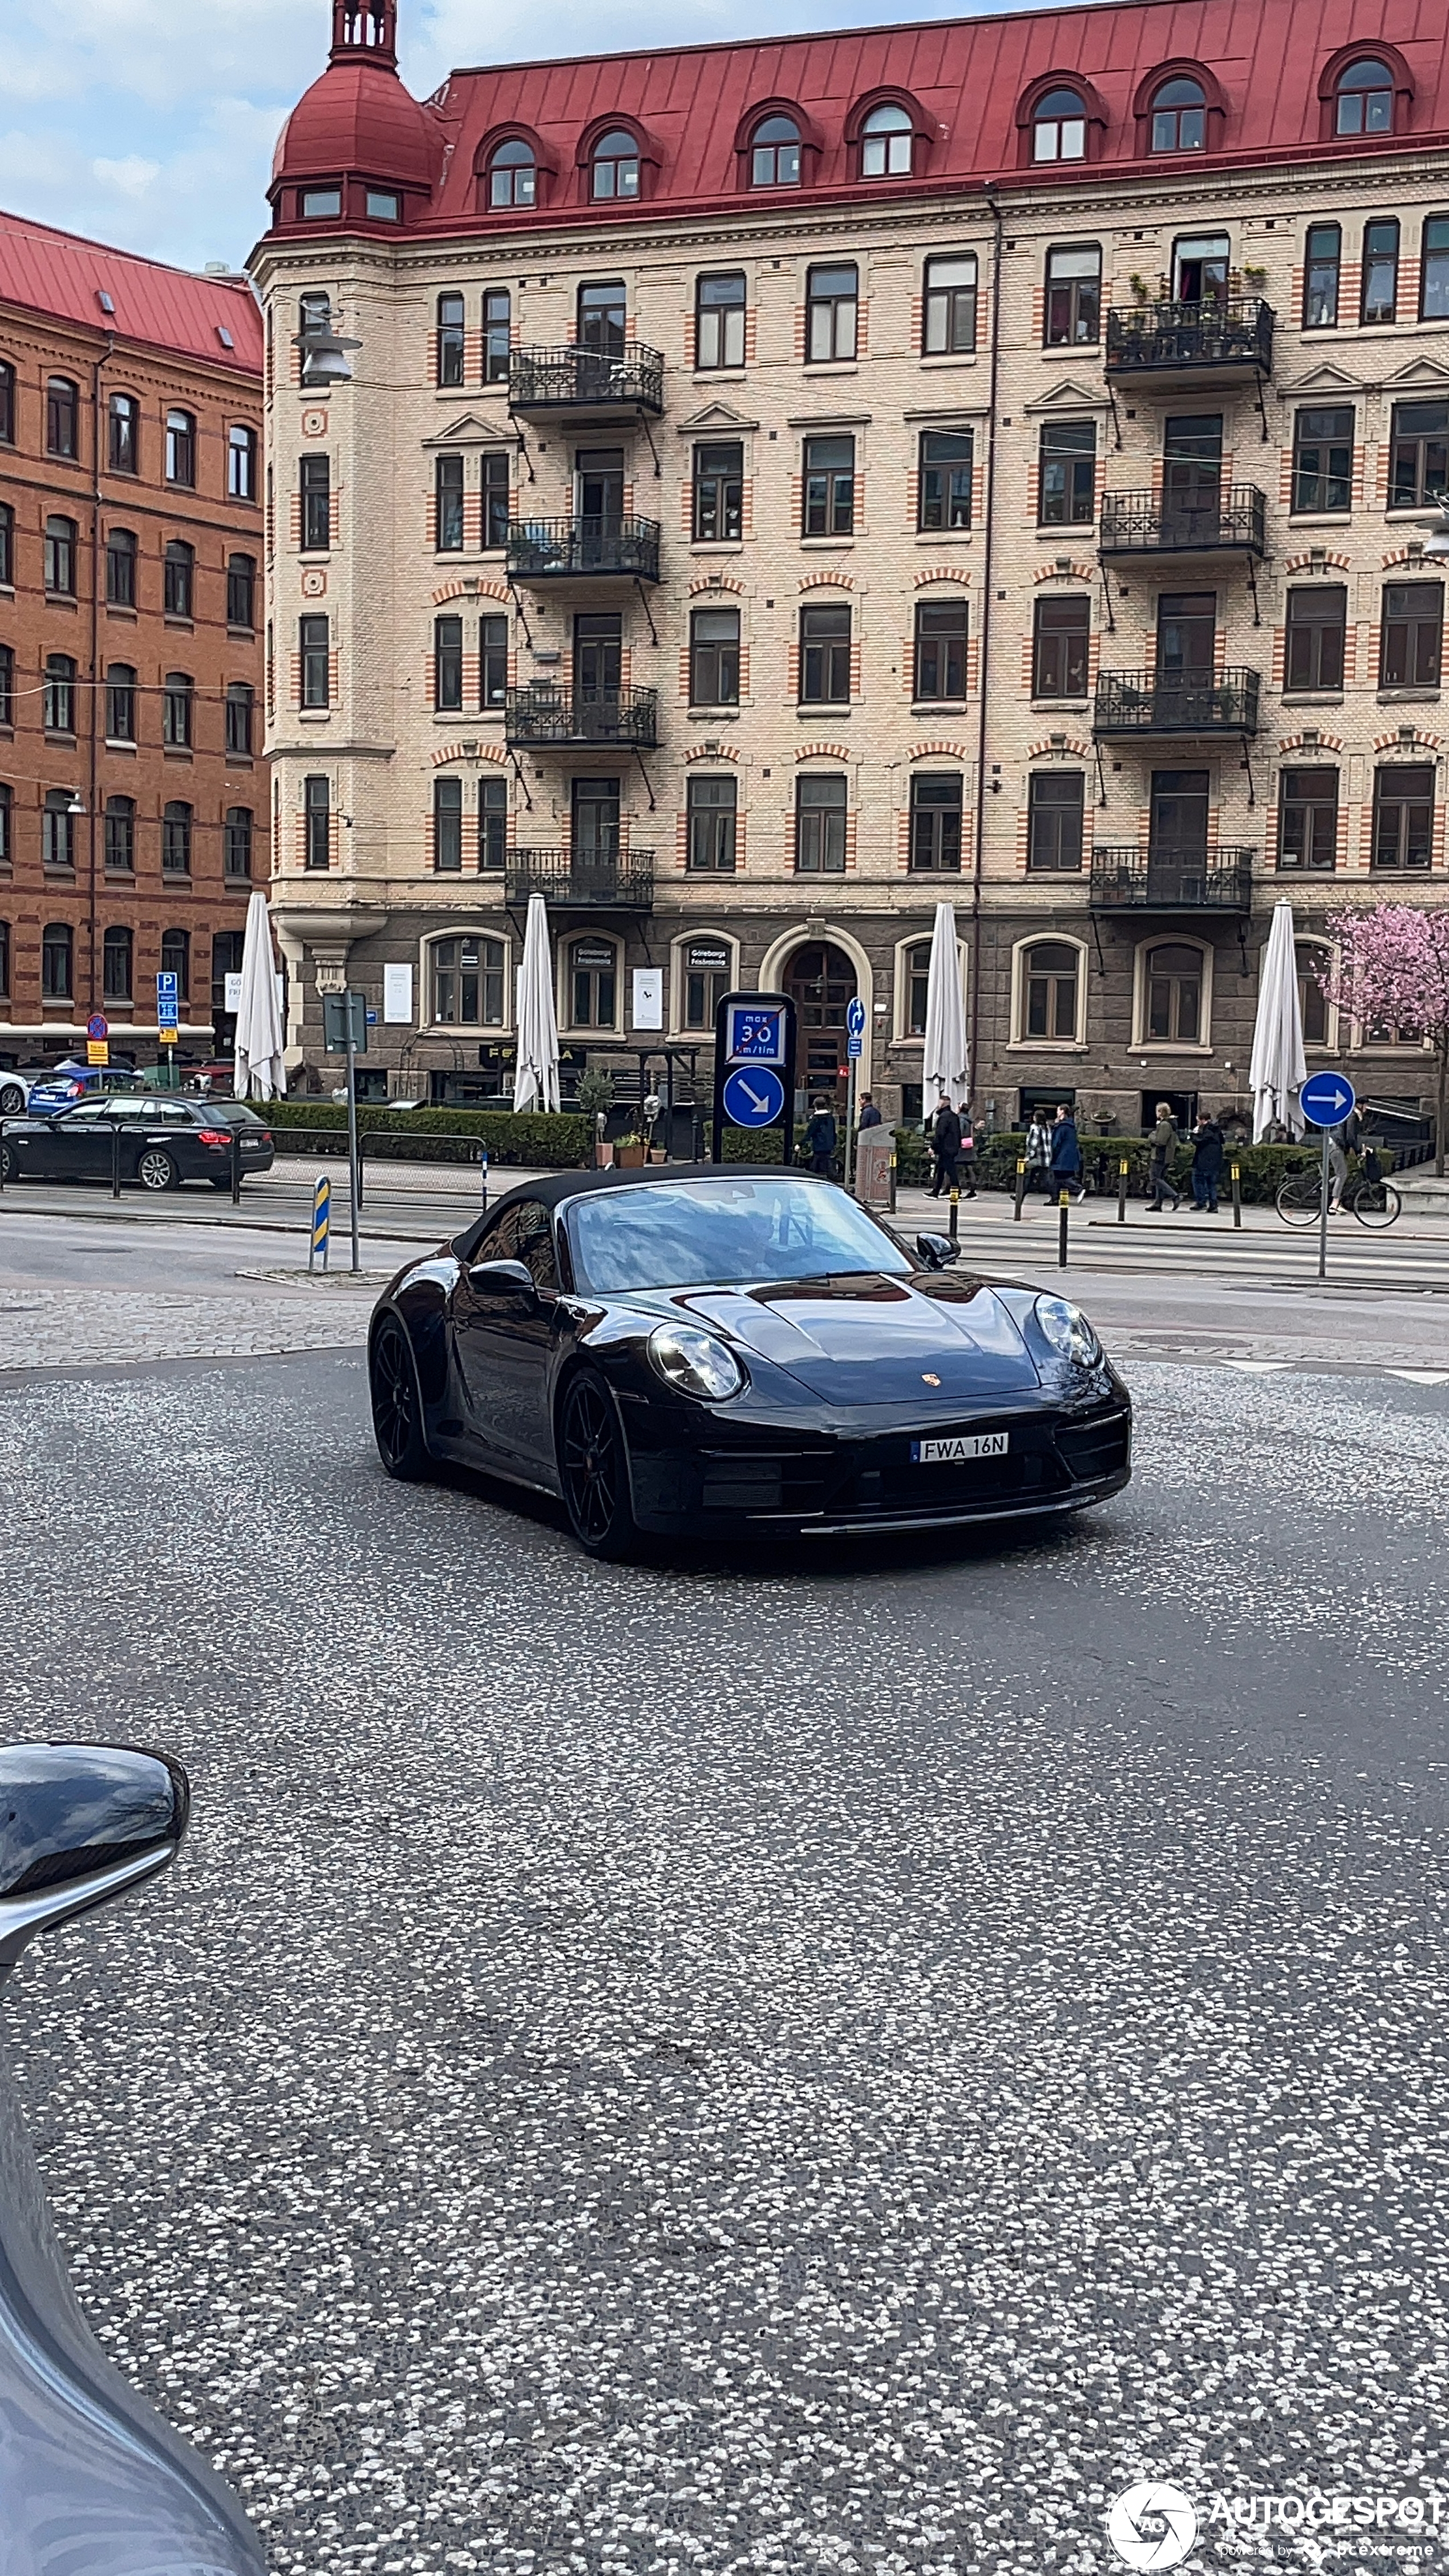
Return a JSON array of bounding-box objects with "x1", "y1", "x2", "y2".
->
[
  {"x1": 1151, "y1": 76, "x2": 1207, "y2": 152},
  {"x1": 1033, "y1": 88, "x2": 1087, "y2": 161},
  {"x1": 225, "y1": 681, "x2": 255, "y2": 757},
  {"x1": 103, "y1": 926, "x2": 133, "y2": 1004},
  {"x1": 162, "y1": 674, "x2": 193, "y2": 750},
  {"x1": 43, "y1": 657, "x2": 76, "y2": 735},
  {"x1": 568, "y1": 933, "x2": 618, "y2": 1027},
  {"x1": 224, "y1": 807, "x2": 253, "y2": 880},
  {"x1": 108, "y1": 392, "x2": 139, "y2": 473},
  {"x1": 591, "y1": 131, "x2": 640, "y2": 201},
  {"x1": 1335, "y1": 58, "x2": 1394, "y2": 135},
  {"x1": 165, "y1": 408, "x2": 196, "y2": 486},
  {"x1": 43, "y1": 791, "x2": 76, "y2": 870},
  {"x1": 430, "y1": 934, "x2": 505, "y2": 1027},
  {"x1": 751, "y1": 114, "x2": 800, "y2": 187},
  {"x1": 0, "y1": 362, "x2": 14, "y2": 444},
  {"x1": 860, "y1": 102, "x2": 913, "y2": 178},
  {"x1": 1021, "y1": 939, "x2": 1080, "y2": 1042},
  {"x1": 0, "y1": 914, "x2": 9, "y2": 997},
  {"x1": 1141, "y1": 941, "x2": 1205, "y2": 1044},
  {"x1": 228, "y1": 423, "x2": 257, "y2": 501},
  {"x1": 104, "y1": 795, "x2": 135, "y2": 872},
  {"x1": 903, "y1": 938, "x2": 933, "y2": 1039},
  {"x1": 162, "y1": 801, "x2": 193, "y2": 874},
  {"x1": 106, "y1": 664, "x2": 137, "y2": 743},
  {"x1": 1296, "y1": 943, "x2": 1331, "y2": 1048},
  {"x1": 164, "y1": 537, "x2": 195, "y2": 618},
  {"x1": 41, "y1": 921, "x2": 73, "y2": 1000},
  {"x1": 47, "y1": 377, "x2": 78, "y2": 458},
  {"x1": 489, "y1": 138, "x2": 536, "y2": 207},
  {"x1": 227, "y1": 553, "x2": 257, "y2": 629},
  {"x1": 160, "y1": 926, "x2": 191, "y2": 999},
  {"x1": 44, "y1": 516, "x2": 77, "y2": 596},
  {"x1": 107, "y1": 527, "x2": 137, "y2": 607}
]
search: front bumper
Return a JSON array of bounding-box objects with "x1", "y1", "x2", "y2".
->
[{"x1": 624, "y1": 1384, "x2": 1132, "y2": 1537}]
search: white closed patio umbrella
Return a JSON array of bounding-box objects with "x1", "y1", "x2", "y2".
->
[
  {"x1": 232, "y1": 889, "x2": 287, "y2": 1100},
  {"x1": 1249, "y1": 898, "x2": 1307, "y2": 1141},
  {"x1": 922, "y1": 900, "x2": 968, "y2": 1117},
  {"x1": 512, "y1": 893, "x2": 560, "y2": 1113}
]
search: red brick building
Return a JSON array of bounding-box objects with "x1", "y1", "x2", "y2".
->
[{"x1": 0, "y1": 213, "x2": 265, "y2": 1071}]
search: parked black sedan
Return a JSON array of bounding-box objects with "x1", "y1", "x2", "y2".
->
[
  {"x1": 0, "y1": 1093, "x2": 274, "y2": 1192},
  {"x1": 369, "y1": 1165, "x2": 1131, "y2": 1557}
]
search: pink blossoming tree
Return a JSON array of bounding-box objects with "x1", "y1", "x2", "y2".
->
[{"x1": 1319, "y1": 904, "x2": 1449, "y2": 1174}]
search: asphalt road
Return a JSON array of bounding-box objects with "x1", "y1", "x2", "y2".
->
[{"x1": 1, "y1": 1336, "x2": 1447, "y2": 2574}]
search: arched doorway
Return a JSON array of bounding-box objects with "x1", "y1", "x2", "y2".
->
[{"x1": 783, "y1": 940, "x2": 857, "y2": 1105}]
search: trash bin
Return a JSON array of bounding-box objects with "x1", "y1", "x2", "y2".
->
[{"x1": 856, "y1": 1127, "x2": 895, "y2": 1212}]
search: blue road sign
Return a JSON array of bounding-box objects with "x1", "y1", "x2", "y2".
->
[
  {"x1": 726, "y1": 1002, "x2": 787, "y2": 1066},
  {"x1": 722, "y1": 1065, "x2": 785, "y2": 1128},
  {"x1": 156, "y1": 972, "x2": 178, "y2": 1000},
  {"x1": 1300, "y1": 1070, "x2": 1357, "y2": 1128},
  {"x1": 847, "y1": 1034, "x2": 863, "y2": 1060},
  {"x1": 86, "y1": 1012, "x2": 108, "y2": 1042},
  {"x1": 845, "y1": 997, "x2": 866, "y2": 1040}
]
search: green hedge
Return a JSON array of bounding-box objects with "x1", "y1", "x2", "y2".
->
[
  {"x1": 262, "y1": 1103, "x2": 592, "y2": 1167},
  {"x1": 892, "y1": 1129, "x2": 1350, "y2": 1205}
]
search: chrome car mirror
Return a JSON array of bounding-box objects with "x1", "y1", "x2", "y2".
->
[
  {"x1": 467, "y1": 1257, "x2": 535, "y2": 1297},
  {"x1": 0, "y1": 1743, "x2": 187, "y2": 1982},
  {"x1": 914, "y1": 1232, "x2": 961, "y2": 1270}
]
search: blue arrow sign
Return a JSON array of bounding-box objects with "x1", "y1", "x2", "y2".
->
[
  {"x1": 722, "y1": 1065, "x2": 785, "y2": 1129},
  {"x1": 845, "y1": 997, "x2": 866, "y2": 1040},
  {"x1": 1300, "y1": 1070, "x2": 1357, "y2": 1128}
]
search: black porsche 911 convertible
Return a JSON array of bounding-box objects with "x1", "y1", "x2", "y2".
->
[{"x1": 367, "y1": 1164, "x2": 1131, "y2": 1558}]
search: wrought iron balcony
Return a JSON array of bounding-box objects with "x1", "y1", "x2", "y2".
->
[
  {"x1": 505, "y1": 516, "x2": 661, "y2": 584},
  {"x1": 504, "y1": 850, "x2": 655, "y2": 912},
  {"x1": 1104, "y1": 297, "x2": 1274, "y2": 384},
  {"x1": 1088, "y1": 849, "x2": 1255, "y2": 912},
  {"x1": 1094, "y1": 669, "x2": 1261, "y2": 738},
  {"x1": 504, "y1": 683, "x2": 658, "y2": 751},
  {"x1": 1099, "y1": 485, "x2": 1268, "y2": 559},
  {"x1": 508, "y1": 345, "x2": 665, "y2": 419}
]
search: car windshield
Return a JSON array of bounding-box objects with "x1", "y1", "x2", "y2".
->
[{"x1": 565, "y1": 1177, "x2": 913, "y2": 1293}]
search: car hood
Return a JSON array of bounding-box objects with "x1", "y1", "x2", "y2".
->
[{"x1": 632, "y1": 1272, "x2": 1042, "y2": 1402}]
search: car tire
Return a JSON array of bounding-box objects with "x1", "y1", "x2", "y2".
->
[
  {"x1": 370, "y1": 1317, "x2": 432, "y2": 1482},
  {"x1": 136, "y1": 1147, "x2": 179, "y2": 1194},
  {"x1": 0, "y1": 1143, "x2": 14, "y2": 1181},
  {"x1": 558, "y1": 1367, "x2": 638, "y2": 1562},
  {"x1": 0, "y1": 1083, "x2": 24, "y2": 1116}
]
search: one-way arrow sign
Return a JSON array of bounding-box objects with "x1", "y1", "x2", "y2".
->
[{"x1": 1300, "y1": 1070, "x2": 1357, "y2": 1128}]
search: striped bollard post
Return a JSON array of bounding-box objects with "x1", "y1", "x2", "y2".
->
[{"x1": 309, "y1": 1173, "x2": 331, "y2": 1274}]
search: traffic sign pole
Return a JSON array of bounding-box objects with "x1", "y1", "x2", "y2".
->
[
  {"x1": 1318, "y1": 1125, "x2": 1330, "y2": 1281},
  {"x1": 1298, "y1": 1071, "x2": 1357, "y2": 1286},
  {"x1": 844, "y1": 996, "x2": 865, "y2": 1191}
]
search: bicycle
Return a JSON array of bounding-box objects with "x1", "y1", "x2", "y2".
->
[{"x1": 1275, "y1": 1162, "x2": 1401, "y2": 1229}]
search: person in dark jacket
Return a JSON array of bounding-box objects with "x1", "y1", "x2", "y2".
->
[
  {"x1": 1049, "y1": 1105, "x2": 1083, "y2": 1199},
  {"x1": 1147, "y1": 1101, "x2": 1181, "y2": 1213},
  {"x1": 1189, "y1": 1109, "x2": 1225, "y2": 1212},
  {"x1": 957, "y1": 1104, "x2": 979, "y2": 1199},
  {"x1": 930, "y1": 1098, "x2": 962, "y2": 1197},
  {"x1": 857, "y1": 1093, "x2": 882, "y2": 1129},
  {"x1": 805, "y1": 1097, "x2": 837, "y2": 1177}
]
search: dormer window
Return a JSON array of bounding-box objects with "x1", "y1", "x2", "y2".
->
[
  {"x1": 301, "y1": 188, "x2": 342, "y2": 219},
  {"x1": 860, "y1": 102, "x2": 912, "y2": 178},
  {"x1": 1335, "y1": 59, "x2": 1394, "y2": 134},
  {"x1": 751, "y1": 114, "x2": 801, "y2": 186},
  {"x1": 1033, "y1": 88, "x2": 1087, "y2": 161},
  {"x1": 366, "y1": 189, "x2": 399, "y2": 221},
  {"x1": 489, "y1": 139, "x2": 537, "y2": 208},
  {"x1": 1150, "y1": 77, "x2": 1206, "y2": 152},
  {"x1": 592, "y1": 131, "x2": 639, "y2": 200}
]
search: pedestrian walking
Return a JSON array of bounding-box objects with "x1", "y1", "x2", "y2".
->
[
  {"x1": 1188, "y1": 1108, "x2": 1225, "y2": 1213},
  {"x1": 857, "y1": 1092, "x2": 882, "y2": 1130},
  {"x1": 929, "y1": 1096, "x2": 962, "y2": 1197},
  {"x1": 804, "y1": 1096, "x2": 838, "y2": 1178},
  {"x1": 1049, "y1": 1104, "x2": 1083, "y2": 1200},
  {"x1": 957, "y1": 1104, "x2": 979, "y2": 1198},
  {"x1": 1024, "y1": 1109, "x2": 1052, "y2": 1196},
  {"x1": 1147, "y1": 1101, "x2": 1181, "y2": 1213}
]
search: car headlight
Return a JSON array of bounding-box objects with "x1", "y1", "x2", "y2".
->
[
  {"x1": 1033, "y1": 1294, "x2": 1102, "y2": 1368},
  {"x1": 647, "y1": 1325, "x2": 744, "y2": 1402}
]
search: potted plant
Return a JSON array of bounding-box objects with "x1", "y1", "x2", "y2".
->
[
  {"x1": 614, "y1": 1132, "x2": 646, "y2": 1169},
  {"x1": 577, "y1": 1067, "x2": 616, "y2": 1166}
]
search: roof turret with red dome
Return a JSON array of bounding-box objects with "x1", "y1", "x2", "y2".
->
[{"x1": 269, "y1": 1, "x2": 444, "y2": 232}]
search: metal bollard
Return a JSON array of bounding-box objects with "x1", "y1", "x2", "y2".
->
[
  {"x1": 230, "y1": 1132, "x2": 242, "y2": 1206},
  {"x1": 112, "y1": 1122, "x2": 123, "y2": 1200},
  {"x1": 948, "y1": 1185, "x2": 960, "y2": 1246},
  {"x1": 480, "y1": 1145, "x2": 489, "y2": 1214},
  {"x1": 1014, "y1": 1156, "x2": 1027, "y2": 1222},
  {"x1": 1058, "y1": 1186, "x2": 1070, "y2": 1269},
  {"x1": 1117, "y1": 1155, "x2": 1128, "y2": 1226},
  {"x1": 1231, "y1": 1160, "x2": 1242, "y2": 1229}
]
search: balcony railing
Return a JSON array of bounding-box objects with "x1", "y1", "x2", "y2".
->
[
  {"x1": 1094, "y1": 669, "x2": 1261, "y2": 738},
  {"x1": 1104, "y1": 298, "x2": 1274, "y2": 381},
  {"x1": 1099, "y1": 486, "x2": 1268, "y2": 558},
  {"x1": 505, "y1": 516, "x2": 661, "y2": 584},
  {"x1": 508, "y1": 345, "x2": 665, "y2": 418},
  {"x1": 1088, "y1": 850, "x2": 1255, "y2": 912},
  {"x1": 505, "y1": 684, "x2": 658, "y2": 751},
  {"x1": 504, "y1": 850, "x2": 655, "y2": 912}
]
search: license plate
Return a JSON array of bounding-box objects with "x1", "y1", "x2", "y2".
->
[{"x1": 912, "y1": 1432, "x2": 1010, "y2": 1464}]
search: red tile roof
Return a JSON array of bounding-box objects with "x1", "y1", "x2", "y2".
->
[
  {"x1": 269, "y1": 0, "x2": 1449, "y2": 236},
  {"x1": 0, "y1": 209, "x2": 261, "y2": 375}
]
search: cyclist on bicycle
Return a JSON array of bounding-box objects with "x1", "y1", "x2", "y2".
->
[{"x1": 1327, "y1": 1107, "x2": 1360, "y2": 1214}]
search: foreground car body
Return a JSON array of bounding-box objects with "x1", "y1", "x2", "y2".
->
[
  {"x1": 369, "y1": 1165, "x2": 1131, "y2": 1556},
  {"x1": 0, "y1": 1740, "x2": 265, "y2": 2574},
  {"x1": 1, "y1": 1096, "x2": 274, "y2": 1190}
]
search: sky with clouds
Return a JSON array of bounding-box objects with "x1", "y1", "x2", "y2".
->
[{"x1": 0, "y1": 0, "x2": 1012, "y2": 280}]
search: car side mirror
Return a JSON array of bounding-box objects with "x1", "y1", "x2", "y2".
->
[
  {"x1": 467, "y1": 1256, "x2": 536, "y2": 1298},
  {"x1": 0, "y1": 1743, "x2": 187, "y2": 1980},
  {"x1": 914, "y1": 1232, "x2": 961, "y2": 1270}
]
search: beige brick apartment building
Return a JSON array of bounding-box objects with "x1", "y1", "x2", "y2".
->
[{"x1": 251, "y1": 0, "x2": 1449, "y2": 1136}]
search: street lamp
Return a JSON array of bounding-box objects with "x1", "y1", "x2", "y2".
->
[
  {"x1": 293, "y1": 319, "x2": 362, "y2": 388},
  {"x1": 1413, "y1": 495, "x2": 1449, "y2": 560}
]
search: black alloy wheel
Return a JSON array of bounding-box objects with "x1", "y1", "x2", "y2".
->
[
  {"x1": 0, "y1": 1143, "x2": 14, "y2": 1182},
  {"x1": 0, "y1": 1084, "x2": 24, "y2": 1116},
  {"x1": 370, "y1": 1318, "x2": 432, "y2": 1481},
  {"x1": 136, "y1": 1147, "x2": 179, "y2": 1194},
  {"x1": 558, "y1": 1368, "x2": 637, "y2": 1561}
]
